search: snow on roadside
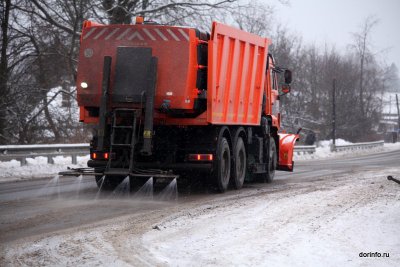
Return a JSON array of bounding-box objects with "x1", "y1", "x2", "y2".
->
[
  {"x1": 141, "y1": 168, "x2": 400, "y2": 267},
  {"x1": 294, "y1": 140, "x2": 400, "y2": 161},
  {"x1": 0, "y1": 155, "x2": 89, "y2": 183},
  {"x1": 3, "y1": 226, "x2": 130, "y2": 267}
]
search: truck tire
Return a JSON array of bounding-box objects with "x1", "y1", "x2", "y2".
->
[
  {"x1": 214, "y1": 137, "x2": 231, "y2": 193},
  {"x1": 265, "y1": 136, "x2": 277, "y2": 183},
  {"x1": 231, "y1": 137, "x2": 246, "y2": 189},
  {"x1": 256, "y1": 136, "x2": 277, "y2": 183}
]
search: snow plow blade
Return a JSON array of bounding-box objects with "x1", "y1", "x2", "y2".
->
[{"x1": 277, "y1": 133, "x2": 299, "y2": 172}]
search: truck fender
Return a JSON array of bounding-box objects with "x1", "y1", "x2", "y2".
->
[{"x1": 277, "y1": 133, "x2": 299, "y2": 171}]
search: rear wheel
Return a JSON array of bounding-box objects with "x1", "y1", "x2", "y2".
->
[
  {"x1": 214, "y1": 137, "x2": 231, "y2": 193},
  {"x1": 265, "y1": 137, "x2": 277, "y2": 183},
  {"x1": 257, "y1": 136, "x2": 277, "y2": 183},
  {"x1": 231, "y1": 137, "x2": 246, "y2": 189}
]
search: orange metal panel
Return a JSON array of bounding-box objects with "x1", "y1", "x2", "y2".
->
[
  {"x1": 278, "y1": 133, "x2": 299, "y2": 171},
  {"x1": 207, "y1": 22, "x2": 270, "y2": 125},
  {"x1": 154, "y1": 111, "x2": 208, "y2": 126},
  {"x1": 77, "y1": 23, "x2": 198, "y2": 123}
]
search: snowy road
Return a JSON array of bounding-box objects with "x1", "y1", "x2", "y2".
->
[{"x1": 0, "y1": 149, "x2": 399, "y2": 266}]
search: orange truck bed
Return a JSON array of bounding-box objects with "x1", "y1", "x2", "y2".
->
[{"x1": 207, "y1": 22, "x2": 270, "y2": 125}]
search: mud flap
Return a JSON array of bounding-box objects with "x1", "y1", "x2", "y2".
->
[{"x1": 277, "y1": 133, "x2": 299, "y2": 172}]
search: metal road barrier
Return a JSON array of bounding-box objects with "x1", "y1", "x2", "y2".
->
[
  {"x1": 294, "y1": 145, "x2": 316, "y2": 155},
  {"x1": 0, "y1": 144, "x2": 89, "y2": 166},
  {"x1": 332, "y1": 140, "x2": 385, "y2": 152}
]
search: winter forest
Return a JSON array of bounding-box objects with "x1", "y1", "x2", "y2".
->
[{"x1": 1, "y1": 0, "x2": 399, "y2": 145}]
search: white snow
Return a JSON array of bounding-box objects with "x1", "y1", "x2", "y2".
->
[
  {"x1": 141, "y1": 168, "x2": 400, "y2": 266},
  {"x1": 4, "y1": 168, "x2": 399, "y2": 266},
  {"x1": 4, "y1": 227, "x2": 130, "y2": 267},
  {"x1": 294, "y1": 140, "x2": 400, "y2": 161},
  {"x1": 0, "y1": 155, "x2": 89, "y2": 183}
]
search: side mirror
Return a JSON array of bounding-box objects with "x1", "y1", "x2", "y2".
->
[{"x1": 284, "y1": 69, "x2": 292, "y2": 84}]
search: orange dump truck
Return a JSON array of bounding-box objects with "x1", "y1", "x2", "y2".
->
[{"x1": 72, "y1": 18, "x2": 298, "y2": 192}]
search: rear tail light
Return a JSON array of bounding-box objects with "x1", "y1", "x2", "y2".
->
[
  {"x1": 91, "y1": 152, "x2": 114, "y2": 160},
  {"x1": 188, "y1": 154, "x2": 214, "y2": 162}
]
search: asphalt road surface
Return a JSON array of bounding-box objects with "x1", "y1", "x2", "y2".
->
[{"x1": 0, "y1": 149, "x2": 399, "y2": 265}]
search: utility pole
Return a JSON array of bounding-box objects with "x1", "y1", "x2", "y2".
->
[
  {"x1": 396, "y1": 94, "x2": 400, "y2": 134},
  {"x1": 332, "y1": 79, "x2": 336, "y2": 151}
]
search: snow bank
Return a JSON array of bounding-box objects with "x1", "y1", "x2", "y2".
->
[
  {"x1": 295, "y1": 140, "x2": 400, "y2": 161},
  {"x1": 141, "y1": 168, "x2": 400, "y2": 266},
  {"x1": 0, "y1": 155, "x2": 89, "y2": 183}
]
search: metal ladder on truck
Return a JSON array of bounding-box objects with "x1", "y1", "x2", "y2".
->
[{"x1": 105, "y1": 108, "x2": 137, "y2": 176}]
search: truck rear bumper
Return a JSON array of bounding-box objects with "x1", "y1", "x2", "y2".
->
[{"x1": 87, "y1": 160, "x2": 212, "y2": 172}]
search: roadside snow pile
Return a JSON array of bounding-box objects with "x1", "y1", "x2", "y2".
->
[
  {"x1": 0, "y1": 155, "x2": 89, "y2": 183},
  {"x1": 319, "y1": 138, "x2": 353, "y2": 147},
  {"x1": 141, "y1": 168, "x2": 400, "y2": 266},
  {"x1": 294, "y1": 139, "x2": 400, "y2": 161}
]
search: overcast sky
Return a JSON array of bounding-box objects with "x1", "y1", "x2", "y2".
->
[{"x1": 271, "y1": 0, "x2": 400, "y2": 74}]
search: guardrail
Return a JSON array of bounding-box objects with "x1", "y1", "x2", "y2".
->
[
  {"x1": 0, "y1": 144, "x2": 89, "y2": 166},
  {"x1": 333, "y1": 140, "x2": 384, "y2": 152},
  {"x1": 294, "y1": 145, "x2": 316, "y2": 155}
]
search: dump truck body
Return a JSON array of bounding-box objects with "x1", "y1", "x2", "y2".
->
[{"x1": 72, "y1": 19, "x2": 298, "y2": 192}]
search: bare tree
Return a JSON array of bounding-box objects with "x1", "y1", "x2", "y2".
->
[
  {"x1": 0, "y1": 0, "x2": 12, "y2": 144},
  {"x1": 100, "y1": 0, "x2": 236, "y2": 25},
  {"x1": 350, "y1": 16, "x2": 379, "y2": 117}
]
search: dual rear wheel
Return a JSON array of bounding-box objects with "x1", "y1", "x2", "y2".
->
[
  {"x1": 214, "y1": 135, "x2": 247, "y2": 193},
  {"x1": 214, "y1": 133, "x2": 277, "y2": 193},
  {"x1": 214, "y1": 137, "x2": 231, "y2": 193}
]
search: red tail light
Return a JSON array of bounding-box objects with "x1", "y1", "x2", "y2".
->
[
  {"x1": 91, "y1": 152, "x2": 113, "y2": 160},
  {"x1": 188, "y1": 154, "x2": 214, "y2": 162}
]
